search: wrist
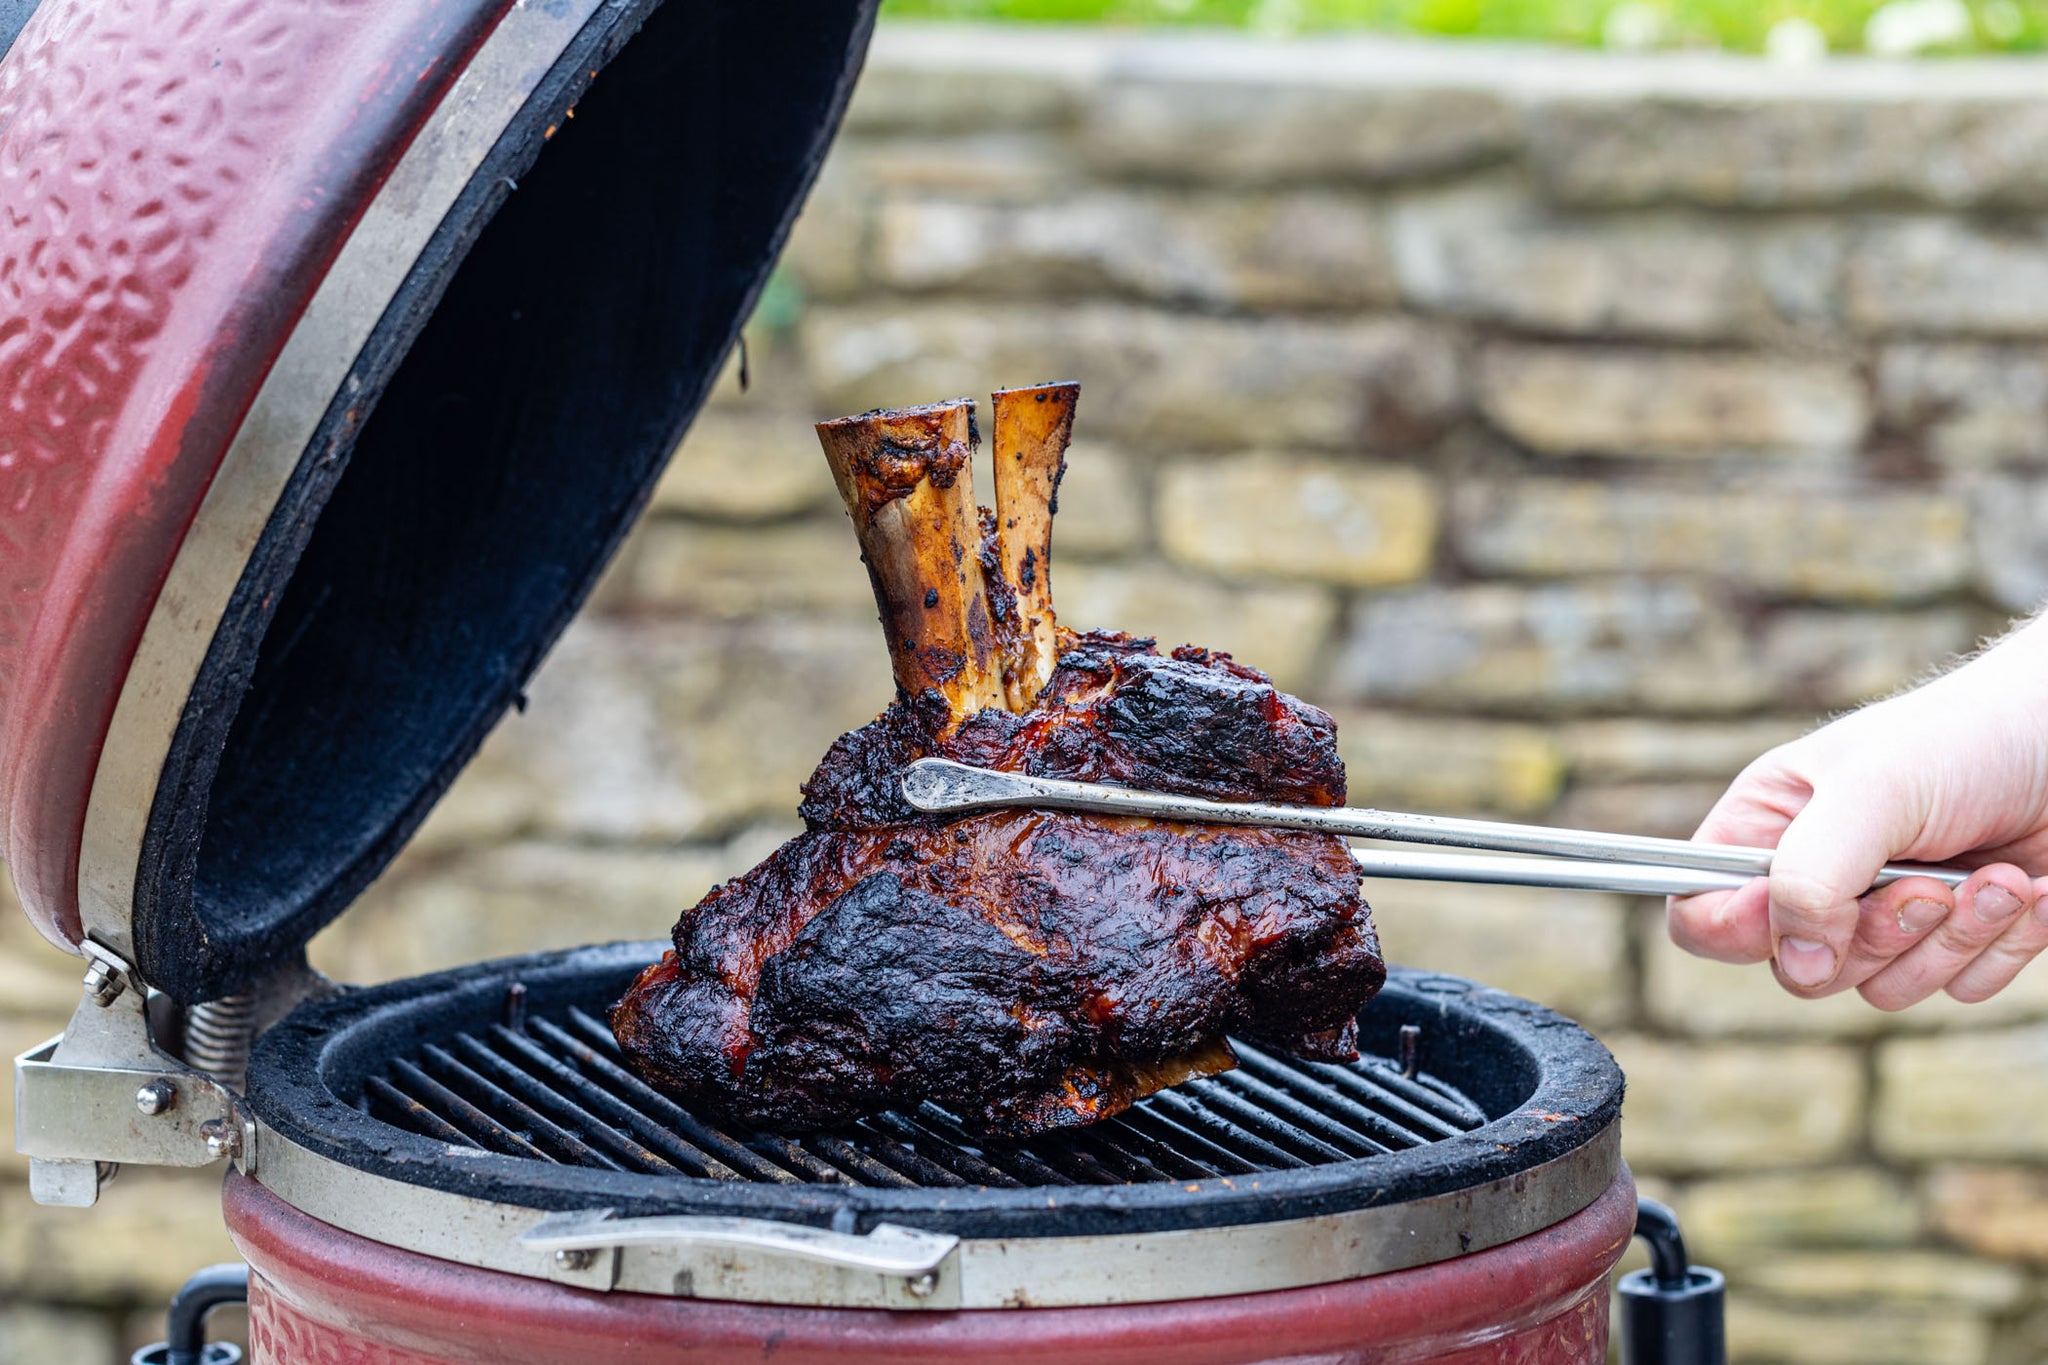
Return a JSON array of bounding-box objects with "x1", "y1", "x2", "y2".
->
[
  {"x1": 1916, "y1": 610, "x2": 2048, "y2": 735},
  {"x1": 1978, "y1": 610, "x2": 2048, "y2": 681}
]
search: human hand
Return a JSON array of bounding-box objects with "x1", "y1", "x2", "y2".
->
[{"x1": 1669, "y1": 614, "x2": 2048, "y2": 1007}]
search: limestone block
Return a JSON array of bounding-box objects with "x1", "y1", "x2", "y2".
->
[
  {"x1": 801, "y1": 304, "x2": 1463, "y2": 454},
  {"x1": 1474, "y1": 344, "x2": 1866, "y2": 459},
  {"x1": 1560, "y1": 717, "x2": 1813, "y2": 783},
  {"x1": 625, "y1": 519, "x2": 877, "y2": 621},
  {"x1": 1876, "y1": 1025, "x2": 2048, "y2": 1161},
  {"x1": 651, "y1": 409, "x2": 838, "y2": 522},
  {"x1": 1332, "y1": 581, "x2": 1769, "y2": 715},
  {"x1": 1757, "y1": 608, "x2": 1979, "y2": 706},
  {"x1": 1367, "y1": 881, "x2": 1631, "y2": 1027},
  {"x1": 1329, "y1": 710, "x2": 1566, "y2": 816},
  {"x1": 1848, "y1": 218, "x2": 2048, "y2": 336},
  {"x1": 1731, "y1": 1251, "x2": 2028, "y2": 1312},
  {"x1": 0, "y1": 906, "x2": 87, "y2": 1021},
  {"x1": 1552, "y1": 780, "x2": 1723, "y2": 841},
  {"x1": 1722, "y1": 1300, "x2": 1990, "y2": 1365},
  {"x1": 1157, "y1": 455, "x2": 1438, "y2": 587},
  {"x1": 1454, "y1": 479, "x2": 1972, "y2": 603},
  {"x1": 312, "y1": 831, "x2": 789, "y2": 985},
  {"x1": 876, "y1": 190, "x2": 1394, "y2": 312},
  {"x1": 1679, "y1": 1167, "x2": 1921, "y2": 1255},
  {"x1": 1926, "y1": 1166, "x2": 2048, "y2": 1263},
  {"x1": 1972, "y1": 477, "x2": 2048, "y2": 612},
  {"x1": 779, "y1": 152, "x2": 870, "y2": 301},
  {"x1": 1645, "y1": 935, "x2": 1886, "y2": 1041},
  {"x1": 0, "y1": 1306, "x2": 119, "y2": 1364},
  {"x1": 1876, "y1": 343, "x2": 2048, "y2": 471},
  {"x1": 836, "y1": 132, "x2": 1073, "y2": 197},
  {"x1": 451, "y1": 618, "x2": 892, "y2": 843},
  {"x1": 1058, "y1": 561, "x2": 1334, "y2": 694},
  {"x1": 1051, "y1": 442, "x2": 1146, "y2": 558},
  {"x1": 1085, "y1": 77, "x2": 1518, "y2": 185},
  {"x1": 1529, "y1": 94, "x2": 2048, "y2": 208},
  {"x1": 0, "y1": 1016, "x2": 63, "y2": 1176},
  {"x1": 1390, "y1": 180, "x2": 1839, "y2": 341},
  {"x1": 844, "y1": 62, "x2": 1073, "y2": 135},
  {"x1": 0, "y1": 1170, "x2": 237, "y2": 1304},
  {"x1": 1645, "y1": 902, "x2": 2048, "y2": 1040},
  {"x1": 1608, "y1": 1035, "x2": 1863, "y2": 1172}
]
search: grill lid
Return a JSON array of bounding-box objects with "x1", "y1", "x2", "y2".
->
[{"x1": 2, "y1": 0, "x2": 877, "y2": 1003}]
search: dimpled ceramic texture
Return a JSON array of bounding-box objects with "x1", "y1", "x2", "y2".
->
[
  {"x1": 0, "y1": 0, "x2": 510, "y2": 950},
  {"x1": 226, "y1": 1169, "x2": 1635, "y2": 1365}
]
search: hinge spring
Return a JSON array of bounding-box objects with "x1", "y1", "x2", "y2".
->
[{"x1": 185, "y1": 995, "x2": 256, "y2": 1092}]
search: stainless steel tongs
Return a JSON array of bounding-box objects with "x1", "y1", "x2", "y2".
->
[{"x1": 899, "y1": 758, "x2": 1971, "y2": 898}]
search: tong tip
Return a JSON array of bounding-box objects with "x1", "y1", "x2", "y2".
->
[{"x1": 901, "y1": 757, "x2": 1028, "y2": 812}]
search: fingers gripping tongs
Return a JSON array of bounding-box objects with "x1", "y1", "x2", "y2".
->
[{"x1": 900, "y1": 759, "x2": 1970, "y2": 898}]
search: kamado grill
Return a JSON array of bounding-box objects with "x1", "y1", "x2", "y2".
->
[{"x1": 0, "y1": 2, "x2": 1719, "y2": 1361}]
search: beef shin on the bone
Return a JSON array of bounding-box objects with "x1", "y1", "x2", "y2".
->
[{"x1": 612, "y1": 386, "x2": 1384, "y2": 1137}]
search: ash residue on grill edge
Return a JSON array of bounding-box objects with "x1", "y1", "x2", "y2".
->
[{"x1": 360, "y1": 994, "x2": 1487, "y2": 1189}]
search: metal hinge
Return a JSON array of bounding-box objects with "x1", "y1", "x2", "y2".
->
[{"x1": 13, "y1": 942, "x2": 257, "y2": 1209}]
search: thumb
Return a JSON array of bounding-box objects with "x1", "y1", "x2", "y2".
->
[{"x1": 1766, "y1": 775, "x2": 1917, "y2": 992}]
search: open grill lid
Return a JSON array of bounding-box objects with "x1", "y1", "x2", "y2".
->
[{"x1": 0, "y1": 0, "x2": 878, "y2": 1004}]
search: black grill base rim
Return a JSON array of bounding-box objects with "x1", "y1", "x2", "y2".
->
[{"x1": 247, "y1": 941, "x2": 1623, "y2": 1243}]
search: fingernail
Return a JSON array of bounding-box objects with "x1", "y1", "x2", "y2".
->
[
  {"x1": 1974, "y1": 885, "x2": 2024, "y2": 924},
  {"x1": 1898, "y1": 898, "x2": 1949, "y2": 934},
  {"x1": 1778, "y1": 936, "x2": 1837, "y2": 988}
]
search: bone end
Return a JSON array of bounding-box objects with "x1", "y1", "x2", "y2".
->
[
  {"x1": 816, "y1": 400, "x2": 1005, "y2": 717},
  {"x1": 991, "y1": 381, "x2": 1080, "y2": 710}
]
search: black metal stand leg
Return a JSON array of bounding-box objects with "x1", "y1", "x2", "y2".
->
[
  {"x1": 1618, "y1": 1199, "x2": 1727, "y2": 1365},
  {"x1": 130, "y1": 1263, "x2": 250, "y2": 1365}
]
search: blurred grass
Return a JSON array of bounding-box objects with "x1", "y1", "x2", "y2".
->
[{"x1": 879, "y1": 0, "x2": 2048, "y2": 53}]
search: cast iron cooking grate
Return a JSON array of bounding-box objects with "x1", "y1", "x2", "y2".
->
[{"x1": 359, "y1": 999, "x2": 1489, "y2": 1188}]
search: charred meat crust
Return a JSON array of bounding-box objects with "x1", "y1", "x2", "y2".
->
[
  {"x1": 798, "y1": 630, "x2": 1346, "y2": 831},
  {"x1": 612, "y1": 635, "x2": 1379, "y2": 1138}
]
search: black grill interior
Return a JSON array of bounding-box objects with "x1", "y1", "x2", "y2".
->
[
  {"x1": 133, "y1": 0, "x2": 877, "y2": 1005},
  {"x1": 363, "y1": 998, "x2": 1489, "y2": 1189}
]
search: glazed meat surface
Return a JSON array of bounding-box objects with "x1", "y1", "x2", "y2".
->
[{"x1": 613, "y1": 389, "x2": 1384, "y2": 1137}]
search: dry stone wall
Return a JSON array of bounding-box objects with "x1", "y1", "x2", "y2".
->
[{"x1": 11, "y1": 23, "x2": 2048, "y2": 1362}]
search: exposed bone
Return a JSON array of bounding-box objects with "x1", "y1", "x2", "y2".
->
[
  {"x1": 816, "y1": 400, "x2": 1005, "y2": 717},
  {"x1": 990, "y1": 382, "x2": 1079, "y2": 709}
]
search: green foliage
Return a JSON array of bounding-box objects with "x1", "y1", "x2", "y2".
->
[{"x1": 878, "y1": 0, "x2": 2048, "y2": 53}]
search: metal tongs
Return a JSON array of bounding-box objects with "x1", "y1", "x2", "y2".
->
[{"x1": 900, "y1": 758, "x2": 1970, "y2": 897}]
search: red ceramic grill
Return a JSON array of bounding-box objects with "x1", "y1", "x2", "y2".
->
[{"x1": 0, "y1": 3, "x2": 1717, "y2": 1361}]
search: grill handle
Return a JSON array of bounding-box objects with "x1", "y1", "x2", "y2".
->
[
  {"x1": 130, "y1": 1262, "x2": 249, "y2": 1365},
  {"x1": 519, "y1": 1210, "x2": 960, "y2": 1292},
  {"x1": 1618, "y1": 1199, "x2": 1726, "y2": 1365}
]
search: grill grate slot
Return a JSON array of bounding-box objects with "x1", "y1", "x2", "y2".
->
[
  {"x1": 549, "y1": 1011, "x2": 805, "y2": 1182},
  {"x1": 866, "y1": 1112, "x2": 1025, "y2": 1189},
  {"x1": 382, "y1": 1060, "x2": 553, "y2": 1161},
  {"x1": 424, "y1": 1040, "x2": 640, "y2": 1172},
  {"x1": 364, "y1": 1076, "x2": 474, "y2": 1149},
  {"x1": 802, "y1": 1135, "x2": 922, "y2": 1188},
  {"x1": 360, "y1": 995, "x2": 1492, "y2": 1189},
  {"x1": 474, "y1": 1025, "x2": 725, "y2": 1178},
  {"x1": 1296, "y1": 1055, "x2": 1476, "y2": 1141},
  {"x1": 1115, "y1": 1106, "x2": 1259, "y2": 1177},
  {"x1": 1179, "y1": 1079, "x2": 1356, "y2": 1164},
  {"x1": 1089, "y1": 1118, "x2": 1218, "y2": 1181}
]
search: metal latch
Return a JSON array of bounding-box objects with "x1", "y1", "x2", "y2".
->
[
  {"x1": 518, "y1": 1210, "x2": 963, "y2": 1308},
  {"x1": 14, "y1": 943, "x2": 255, "y2": 1208}
]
